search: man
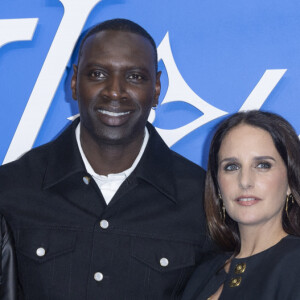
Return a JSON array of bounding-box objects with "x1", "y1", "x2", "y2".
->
[{"x1": 0, "y1": 19, "x2": 209, "y2": 299}]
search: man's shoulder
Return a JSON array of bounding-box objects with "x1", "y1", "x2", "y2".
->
[
  {"x1": 147, "y1": 123, "x2": 206, "y2": 179},
  {"x1": 169, "y1": 148, "x2": 206, "y2": 179},
  {"x1": 0, "y1": 121, "x2": 76, "y2": 181},
  {"x1": 0, "y1": 142, "x2": 51, "y2": 181}
]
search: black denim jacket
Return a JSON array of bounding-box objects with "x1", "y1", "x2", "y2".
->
[
  {"x1": 0, "y1": 120, "x2": 211, "y2": 300},
  {"x1": 0, "y1": 215, "x2": 18, "y2": 300}
]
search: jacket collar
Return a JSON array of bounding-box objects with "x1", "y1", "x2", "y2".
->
[
  {"x1": 133, "y1": 123, "x2": 177, "y2": 203},
  {"x1": 43, "y1": 118, "x2": 85, "y2": 189},
  {"x1": 43, "y1": 120, "x2": 177, "y2": 203}
]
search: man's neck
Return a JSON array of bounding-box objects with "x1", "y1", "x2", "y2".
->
[{"x1": 78, "y1": 125, "x2": 147, "y2": 176}]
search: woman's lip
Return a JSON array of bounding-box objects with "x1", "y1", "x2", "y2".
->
[{"x1": 235, "y1": 196, "x2": 260, "y2": 206}]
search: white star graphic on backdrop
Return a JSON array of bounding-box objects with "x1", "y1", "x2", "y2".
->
[
  {"x1": 67, "y1": 32, "x2": 228, "y2": 146},
  {"x1": 68, "y1": 32, "x2": 286, "y2": 147}
]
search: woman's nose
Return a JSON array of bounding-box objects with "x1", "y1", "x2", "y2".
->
[{"x1": 238, "y1": 168, "x2": 254, "y2": 190}]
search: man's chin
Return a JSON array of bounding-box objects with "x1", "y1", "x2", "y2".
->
[{"x1": 94, "y1": 131, "x2": 144, "y2": 147}]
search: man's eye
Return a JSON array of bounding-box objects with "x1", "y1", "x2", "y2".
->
[
  {"x1": 257, "y1": 162, "x2": 271, "y2": 169},
  {"x1": 128, "y1": 74, "x2": 144, "y2": 81},
  {"x1": 89, "y1": 71, "x2": 105, "y2": 79},
  {"x1": 224, "y1": 164, "x2": 239, "y2": 171}
]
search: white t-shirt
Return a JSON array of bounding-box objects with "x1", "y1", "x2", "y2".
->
[{"x1": 75, "y1": 123, "x2": 149, "y2": 205}]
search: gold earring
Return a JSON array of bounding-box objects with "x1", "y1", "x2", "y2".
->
[
  {"x1": 218, "y1": 192, "x2": 225, "y2": 221},
  {"x1": 218, "y1": 191, "x2": 225, "y2": 221},
  {"x1": 286, "y1": 194, "x2": 295, "y2": 216},
  {"x1": 222, "y1": 204, "x2": 226, "y2": 222},
  {"x1": 218, "y1": 191, "x2": 222, "y2": 200}
]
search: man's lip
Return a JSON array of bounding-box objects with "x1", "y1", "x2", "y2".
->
[
  {"x1": 97, "y1": 109, "x2": 131, "y2": 117},
  {"x1": 95, "y1": 108, "x2": 133, "y2": 126}
]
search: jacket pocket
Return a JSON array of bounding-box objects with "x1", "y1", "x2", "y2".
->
[
  {"x1": 131, "y1": 236, "x2": 195, "y2": 272},
  {"x1": 130, "y1": 236, "x2": 196, "y2": 299},
  {"x1": 17, "y1": 228, "x2": 76, "y2": 263},
  {"x1": 16, "y1": 228, "x2": 77, "y2": 300}
]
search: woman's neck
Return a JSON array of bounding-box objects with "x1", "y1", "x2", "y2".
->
[{"x1": 236, "y1": 220, "x2": 287, "y2": 258}]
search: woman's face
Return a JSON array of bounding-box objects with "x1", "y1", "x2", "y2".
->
[{"x1": 217, "y1": 124, "x2": 290, "y2": 229}]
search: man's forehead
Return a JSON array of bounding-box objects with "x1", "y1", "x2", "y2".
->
[
  {"x1": 79, "y1": 30, "x2": 156, "y2": 69},
  {"x1": 83, "y1": 30, "x2": 152, "y2": 51}
]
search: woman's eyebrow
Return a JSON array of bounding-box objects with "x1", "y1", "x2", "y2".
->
[
  {"x1": 218, "y1": 157, "x2": 238, "y2": 164},
  {"x1": 253, "y1": 156, "x2": 276, "y2": 162}
]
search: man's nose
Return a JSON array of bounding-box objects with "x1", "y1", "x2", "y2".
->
[
  {"x1": 238, "y1": 168, "x2": 254, "y2": 190},
  {"x1": 102, "y1": 75, "x2": 126, "y2": 100}
]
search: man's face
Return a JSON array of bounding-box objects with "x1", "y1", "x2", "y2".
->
[{"x1": 71, "y1": 30, "x2": 161, "y2": 145}]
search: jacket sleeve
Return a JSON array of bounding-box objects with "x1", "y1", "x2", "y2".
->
[{"x1": 0, "y1": 216, "x2": 18, "y2": 300}]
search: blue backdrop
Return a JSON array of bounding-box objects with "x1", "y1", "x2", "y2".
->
[{"x1": 1, "y1": 0, "x2": 299, "y2": 168}]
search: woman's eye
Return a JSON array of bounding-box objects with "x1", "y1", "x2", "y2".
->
[
  {"x1": 257, "y1": 162, "x2": 271, "y2": 169},
  {"x1": 224, "y1": 164, "x2": 239, "y2": 171}
]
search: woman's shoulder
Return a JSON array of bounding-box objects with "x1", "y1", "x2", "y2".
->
[
  {"x1": 262, "y1": 235, "x2": 300, "y2": 274},
  {"x1": 267, "y1": 235, "x2": 300, "y2": 298},
  {"x1": 276, "y1": 235, "x2": 300, "y2": 253},
  {"x1": 275, "y1": 235, "x2": 300, "y2": 258}
]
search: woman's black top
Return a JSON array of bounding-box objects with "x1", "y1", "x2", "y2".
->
[
  {"x1": 0, "y1": 215, "x2": 18, "y2": 300},
  {"x1": 182, "y1": 235, "x2": 300, "y2": 300}
]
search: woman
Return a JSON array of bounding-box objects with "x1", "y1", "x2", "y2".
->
[
  {"x1": 183, "y1": 110, "x2": 300, "y2": 300},
  {"x1": 0, "y1": 215, "x2": 18, "y2": 299}
]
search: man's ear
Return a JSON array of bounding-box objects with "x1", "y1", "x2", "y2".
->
[
  {"x1": 71, "y1": 64, "x2": 78, "y2": 100},
  {"x1": 153, "y1": 71, "x2": 161, "y2": 107}
]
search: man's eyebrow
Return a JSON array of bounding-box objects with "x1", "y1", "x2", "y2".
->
[
  {"x1": 125, "y1": 66, "x2": 154, "y2": 76},
  {"x1": 81, "y1": 62, "x2": 105, "y2": 68},
  {"x1": 80, "y1": 63, "x2": 152, "y2": 73},
  {"x1": 126, "y1": 66, "x2": 149, "y2": 71}
]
